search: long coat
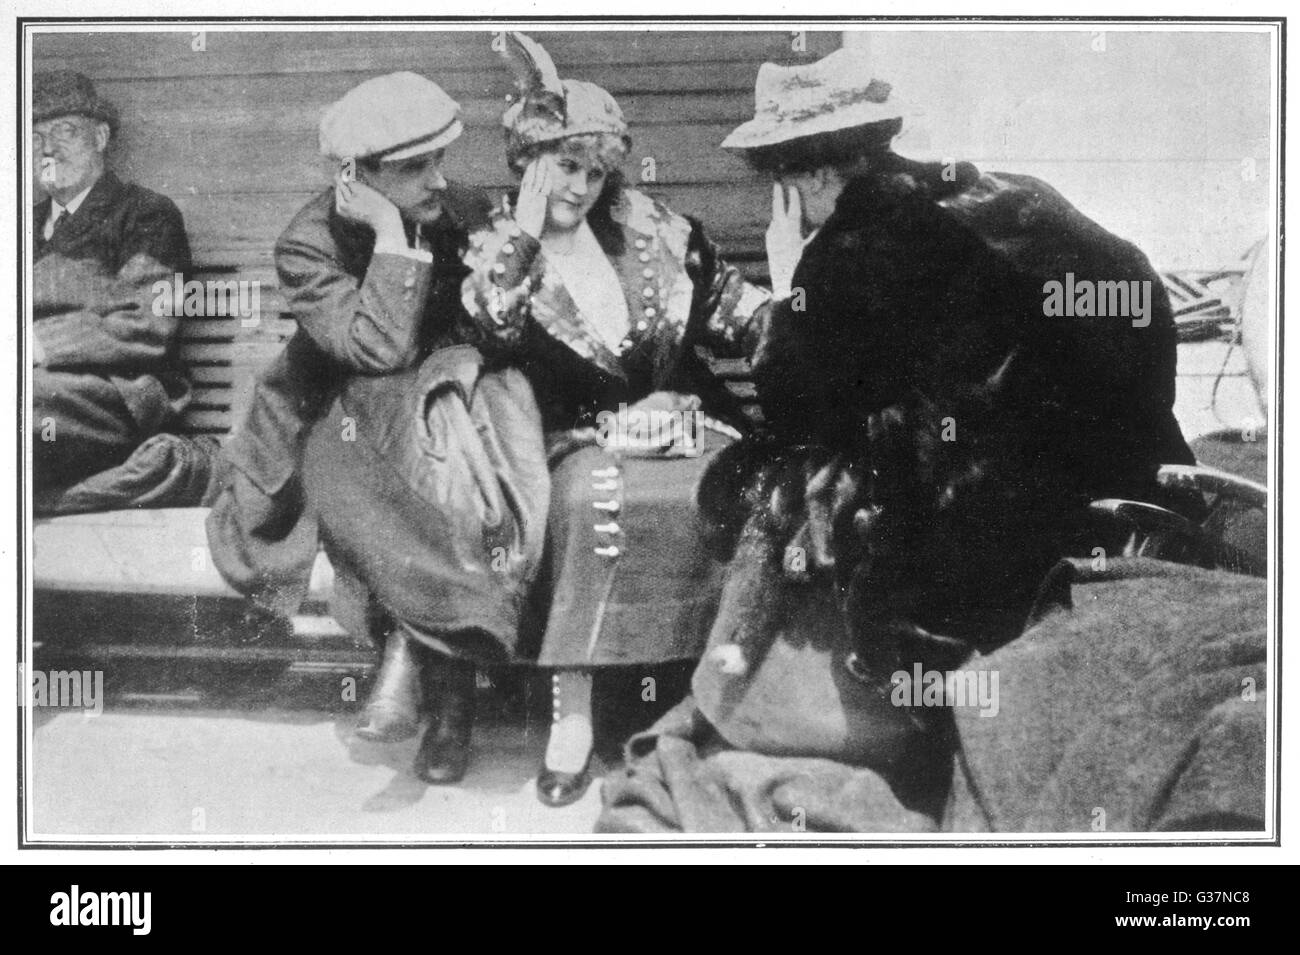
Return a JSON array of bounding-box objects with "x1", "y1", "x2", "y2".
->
[
  {"x1": 205, "y1": 182, "x2": 509, "y2": 625},
  {"x1": 459, "y1": 186, "x2": 773, "y2": 666},
  {"x1": 709, "y1": 155, "x2": 1203, "y2": 649},
  {"x1": 33, "y1": 171, "x2": 192, "y2": 497},
  {"x1": 682, "y1": 155, "x2": 1207, "y2": 774}
]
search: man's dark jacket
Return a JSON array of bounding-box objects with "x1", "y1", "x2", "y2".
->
[
  {"x1": 206, "y1": 181, "x2": 494, "y2": 617},
  {"x1": 34, "y1": 169, "x2": 191, "y2": 275}
]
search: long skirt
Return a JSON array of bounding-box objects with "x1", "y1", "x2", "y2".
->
[
  {"x1": 301, "y1": 343, "x2": 730, "y2": 668},
  {"x1": 531, "y1": 430, "x2": 732, "y2": 668}
]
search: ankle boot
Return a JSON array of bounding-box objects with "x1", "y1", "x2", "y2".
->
[
  {"x1": 354, "y1": 630, "x2": 422, "y2": 742},
  {"x1": 414, "y1": 657, "x2": 475, "y2": 784}
]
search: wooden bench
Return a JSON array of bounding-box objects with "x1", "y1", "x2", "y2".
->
[
  {"x1": 31, "y1": 279, "x2": 368, "y2": 668},
  {"x1": 32, "y1": 262, "x2": 766, "y2": 673},
  {"x1": 31, "y1": 29, "x2": 829, "y2": 670}
]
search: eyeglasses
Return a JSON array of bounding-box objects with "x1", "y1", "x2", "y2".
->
[{"x1": 32, "y1": 121, "x2": 86, "y2": 151}]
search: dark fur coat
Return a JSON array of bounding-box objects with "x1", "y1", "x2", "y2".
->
[{"x1": 703, "y1": 155, "x2": 1199, "y2": 655}]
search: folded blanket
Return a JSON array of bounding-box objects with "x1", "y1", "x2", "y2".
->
[
  {"x1": 595, "y1": 557, "x2": 1267, "y2": 834},
  {"x1": 597, "y1": 699, "x2": 939, "y2": 834},
  {"x1": 950, "y1": 557, "x2": 1267, "y2": 833}
]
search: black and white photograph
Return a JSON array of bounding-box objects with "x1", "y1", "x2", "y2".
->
[{"x1": 10, "y1": 9, "x2": 1285, "y2": 853}]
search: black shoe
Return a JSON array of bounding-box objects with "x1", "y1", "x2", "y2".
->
[
  {"x1": 536, "y1": 752, "x2": 597, "y2": 808},
  {"x1": 413, "y1": 658, "x2": 475, "y2": 785},
  {"x1": 354, "y1": 630, "x2": 423, "y2": 743}
]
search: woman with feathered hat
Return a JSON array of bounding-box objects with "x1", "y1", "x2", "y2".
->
[{"x1": 460, "y1": 33, "x2": 773, "y2": 806}]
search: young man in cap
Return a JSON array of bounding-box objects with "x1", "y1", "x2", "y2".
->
[
  {"x1": 207, "y1": 73, "x2": 528, "y2": 785},
  {"x1": 32, "y1": 71, "x2": 194, "y2": 508}
]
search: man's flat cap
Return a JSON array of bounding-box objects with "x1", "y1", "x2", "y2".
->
[{"x1": 319, "y1": 71, "x2": 463, "y2": 162}]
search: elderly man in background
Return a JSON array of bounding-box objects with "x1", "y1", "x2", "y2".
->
[{"x1": 32, "y1": 71, "x2": 201, "y2": 513}]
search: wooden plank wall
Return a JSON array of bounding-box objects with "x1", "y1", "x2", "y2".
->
[{"x1": 34, "y1": 29, "x2": 840, "y2": 435}]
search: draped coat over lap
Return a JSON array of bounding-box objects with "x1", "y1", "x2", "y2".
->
[{"x1": 206, "y1": 182, "x2": 553, "y2": 646}]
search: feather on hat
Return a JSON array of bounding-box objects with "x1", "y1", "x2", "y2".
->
[
  {"x1": 497, "y1": 32, "x2": 630, "y2": 167},
  {"x1": 500, "y1": 32, "x2": 566, "y2": 130}
]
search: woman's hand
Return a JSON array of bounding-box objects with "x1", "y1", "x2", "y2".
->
[
  {"x1": 765, "y1": 182, "x2": 804, "y2": 300},
  {"x1": 334, "y1": 175, "x2": 406, "y2": 247},
  {"x1": 515, "y1": 155, "x2": 554, "y2": 240}
]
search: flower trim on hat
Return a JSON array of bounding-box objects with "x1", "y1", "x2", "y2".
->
[{"x1": 762, "y1": 79, "x2": 895, "y2": 123}]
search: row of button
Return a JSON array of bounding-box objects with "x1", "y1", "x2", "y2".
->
[
  {"x1": 622, "y1": 236, "x2": 661, "y2": 352},
  {"x1": 591, "y1": 464, "x2": 623, "y2": 559}
]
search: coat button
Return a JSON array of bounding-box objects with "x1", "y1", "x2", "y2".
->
[
  {"x1": 403, "y1": 276, "x2": 416, "y2": 288},
  {"x1": 641, "y1": 267, "x2": 654, "y2": 279},
  {"x1": 502, "y1": 242, "x2": 516, "y2": 255},
  {"x1": 638, "y1": 252, "x2": 651, "y2": 263},
  {"x1": 643, "y1": 306, "x2": 656, "y2": 318},
  {"x1": 642, "y1": 287, "x2": 654, "y2": 299},
  {"x1": 636, "y1": 320, "x2": 648, "y2": 331},
  {"x1": 634, "y1": 238, "x2": 647, "y2": 249},
  {"x1": 619, "y1": 338, "x2": 633, "y2": 352},
  {"x1": 509, "y1": 224, "x2": 522, "y2": 238},
  {"x1": 492, "y1": 262, "x2": 506, "y2": 276}
]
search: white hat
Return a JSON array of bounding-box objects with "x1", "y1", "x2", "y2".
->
[
  {"x1": 319, "y1": 71, "x2": 463, "y2": 162},
  {"x1": 721, "y1": 48, "x2": 906, "y2": 152}
]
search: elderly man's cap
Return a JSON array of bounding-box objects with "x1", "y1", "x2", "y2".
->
[
  {"x1": 319, "y1": 71, "x2": 463, "y2": 162},
  {"x1": 33, "y1": 71, "x2": 119, "y2": 131},
  {"x1": 721, "y1": 48, "x2": 907, "y2": 152}
]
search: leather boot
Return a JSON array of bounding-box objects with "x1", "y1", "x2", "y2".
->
[
  {"x1": 414, "y1": 656, "x2": 475, "y2": 785},
  {"x1": 354, "y1": 629, "x2": 422, "y2": 742}
]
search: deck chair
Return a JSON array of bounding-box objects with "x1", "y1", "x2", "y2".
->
[{"x1": 1161, "y1": 238, "x2": 1265, "y2": 343}]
